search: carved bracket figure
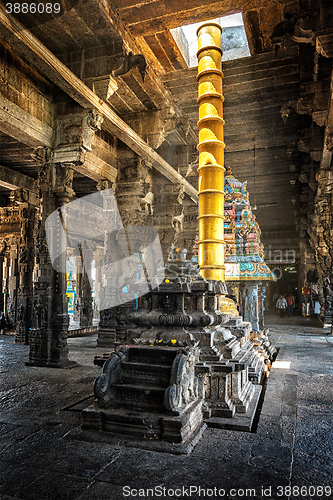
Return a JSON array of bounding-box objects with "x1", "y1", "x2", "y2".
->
[
  {"x1": 112, "y1": 51, "x2": 147, "y2": 82},
  {"x1": 271, "y1": 13, "x2": 316, "y2": 56}
]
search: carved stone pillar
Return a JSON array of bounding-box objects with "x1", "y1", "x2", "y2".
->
[
  {"x1": 96, "y1": 181, "x2": 117, "y2": 347},
  {"x1": 78, "y1": 244, "x2": 93, "y2": 328},
  {"x1": 50, "y1": 162, "x2": 75, "y2": 365},
  {"x1": 0, "y1": 252, "x2": 4, "y2": 313},
  {"x1": 73, "y1": 256, "x2": 81, "y2": 322},
  {"x1": 258, "y1": 284, "x2": 267, "y2": 330},
  {"x1": 115, "y1": 154, "x2": 154, "y2": 227},
  {"x1": 27, "y1": 148, "x2": 75, "y2": 367},
  {"x1": 6, "y1": 235, "x2": 19, "y2": 329},
  {"x1": 243, "y1": 284, "x2": 259, "y2": 331},
  {"x1": 153, "y1": 177, "x2": 185, "y2": 259},
  {"x1": 2, "y1": 246, "x2": 9, "y2": 324},
  {"x1": 28, "y1": 149, "x2": 56, "y2": 366},
  {"x1": 323, "y1": 277, "x2": 333, "y2": 327},
  {"x1": 93, "y1": 249, "x2": 103, "y2": 319},
  {"x1": 16, "y1": 203, "x2": 36, "y2": 344}
]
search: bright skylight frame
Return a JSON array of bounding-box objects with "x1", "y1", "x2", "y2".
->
[{"x1": 170, "y1": 13, "x2": 251, "y2": 68}]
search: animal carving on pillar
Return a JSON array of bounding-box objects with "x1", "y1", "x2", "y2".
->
[
  {"x1": 271, "y1": 12, "x2": 316, "y2": 56},
  {"x1": 112, "y1": 51, "x2": 147, "y2": 82}
]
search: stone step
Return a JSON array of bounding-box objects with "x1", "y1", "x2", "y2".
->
[
  {"x1": 127, "y1": 346, "x2": 177, "y2": 366},
  {"x1": 87, "y1": 407, "x2": 165, "y2": 439},
  {"x1": 111, "y1": 383, "x2": 166, "y2": 410},
  {"x1": 121, "y1": 361, "x2": 171, "y2": 387},
  {"x1": 200, "y1": 353, "x2": 221, "y2": 362}
]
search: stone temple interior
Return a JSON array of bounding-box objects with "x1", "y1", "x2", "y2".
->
[{"x1": 0, "y1": 0, "x2": 333, "y2": 498}]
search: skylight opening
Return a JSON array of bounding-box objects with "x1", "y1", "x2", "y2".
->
[{"x1": 170, "y1": 13, "x2": 251, "y2": 68}]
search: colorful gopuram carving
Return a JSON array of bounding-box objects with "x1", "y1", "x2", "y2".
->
[
  {"x1": 224, "y1": 166, "x2": 275, "y2": 283},
  {"x1": 193, "y1": 166, "x2": 276, "y2": 331}
]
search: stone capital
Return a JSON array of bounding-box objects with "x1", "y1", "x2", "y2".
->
[{"x1": 55, "y1": 109, "x2": 103, "y2": 153}]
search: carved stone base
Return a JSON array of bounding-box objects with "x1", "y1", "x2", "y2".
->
[
  {"x1": 83, "y1": 345, "x2": 204, "y2": 446},
  {"x1": 230, "y1": 376, "x2": 255, "y2": 413},
  {"x1": 26, "y1": 354, "x2": 76, "y2": 369},
  {"x1": 82, "y1": 399, "x2": 204, "y2": 445},
  {"x1": 249, "y1": 328, "x2": 277, "y2": 383},
  {"x1": 26, "y1": 327, "x2": 76, "y2": 368},
  {"x1": 133, "y1": 326, "x2": 198, "y2": 347},
  {"x1": 198, "y1": 322, "x2": 267, "y2": 422},
  {"x1": 96, "y1": 328, "x2": 117, "y2": 347},
  {"x1": 97, "y1": 307, "x2": 117, "y2": 347},
  {"x1": 248, "y1": 353, "x2": 266, "y2": 384},
  {"x1": 205, "y1": 385, "x2": 262, "y2": 432},
  {"x1": 26, "y1": 359, "x2": 77, "y2": 369},
  {"x1": 224, "y1": 318, "x2": 252, "y2": 347},
  {"x1": 200, "y1": 365, "x2": 236, "y2": 418}
]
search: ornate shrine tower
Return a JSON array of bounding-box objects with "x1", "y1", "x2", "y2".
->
[{"x1": 224, "y1": 167, "x2": 276, "y2": 330}]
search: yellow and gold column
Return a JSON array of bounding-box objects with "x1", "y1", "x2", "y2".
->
[{"x1": 197, "y1": 22, "x2": 225, "y2": 282}]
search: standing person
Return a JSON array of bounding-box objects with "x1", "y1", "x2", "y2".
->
[
  {"x1": 276, "y1": 295, "x2": 287, "y2": 318},
  {"x1": 287, "y1": 294, "x2": 295, "y2": 318},
  {"x1": 314, "y1": 297, "x2": 321, "y2": 317}
]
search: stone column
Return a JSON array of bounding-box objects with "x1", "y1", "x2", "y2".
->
[
  {"x1": 73, "y1": 255, "x2": 82, "y2": 322},
  {"x1": 93, "y1": 248, "x2": 103, "y2": 319},
  {"x1": 27, "y1": 148, "x2": 75, "y2": 367},
  {"x1": 0, "y1": 238, "x2": 10, "y2": 321},
  {"x1": 78, "y1": 243, "x2": 93, "y2": 328},
  {"x1": 6, "y1": 235, "x2": 19, "y2": 330},
  {"x1": 28, "y1": 148, "x2": 55, "y2": 366},
  {"x1": 0, "y1": 251, "x2": 4, "y2": 313},
  {"x1": 2, "y1": 249, "x2": 9, "y2": 323},
  {"x1": 96, "y1": 181, "x2": 117, "y2": 347},
  {"x1": 299, "y1": 240, "x2": 314, "y2": 293},
  {"x1": 16, "y1": 202, "x2": 36, "y2": 344},
  {"x1": 243, "y1": 284, "x2": 259, "y2": 331},
  {"x1": 258, "y1": 283, "x2": 267, "y2": 330},
  {"x1": 50, "y1": 162, "x2": 75, "y2": 365}
]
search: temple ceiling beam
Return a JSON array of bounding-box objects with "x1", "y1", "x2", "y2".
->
[
  {"x1": 0, "y1": 164, "x2": 38, "y2": 194},
  {"x1": 0, "y1": 6, "x2": 198, "y2": 203},
  {"x1": 0, "y1": 94, "x2": 53, "y2": 148}
]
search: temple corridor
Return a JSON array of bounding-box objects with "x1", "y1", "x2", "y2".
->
[
  {"x1": 1, "y1": 0, "x2": 333, "y2": 496},
  {"x1": 1, "y1": 318, "x2": 333, "y2": 500}
]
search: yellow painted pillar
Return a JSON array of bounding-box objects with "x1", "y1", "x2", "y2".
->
[{"x1": 197, "y1": 22, "x2": 225, "y2": 282}]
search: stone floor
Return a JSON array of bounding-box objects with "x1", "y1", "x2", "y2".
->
[{"x1": 1, "y1": 313, "x2": 333, "y2": 500}]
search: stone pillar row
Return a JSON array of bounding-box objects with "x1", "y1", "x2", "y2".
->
[
  {"x1": 2, "y1": 102, "x2": 200, "y2": 363},
  {"x1": 0, "y1": 195, "x2": 36, "y2": 343}
]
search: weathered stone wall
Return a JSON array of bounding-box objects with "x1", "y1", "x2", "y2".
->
[{"x1": 0, "y1": 40, "x2": 54, "y2": 128}]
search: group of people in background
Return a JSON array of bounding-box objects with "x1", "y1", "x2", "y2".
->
[{"x1": 276, "y1": 294, "x2": 295, "y2": 318}]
